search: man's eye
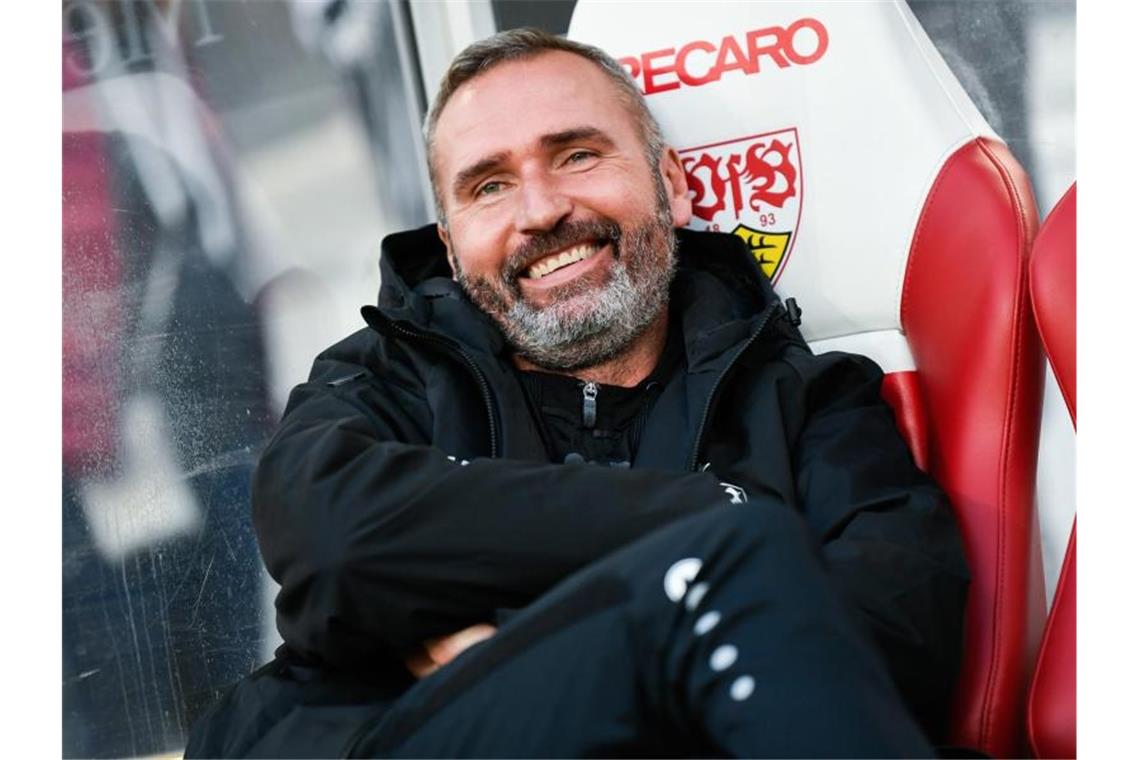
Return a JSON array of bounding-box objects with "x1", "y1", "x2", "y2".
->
[
  {"x1": 566, "y1": 150, "x2": 596, "y2": 164},
  {"x1": 475, "y1": 181, "x2": 504, "y2": 197}
]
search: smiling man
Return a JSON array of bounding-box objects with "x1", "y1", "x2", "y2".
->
[
  {"x1": 433, "y1": 50, "x2": 682, "y2": 384},
  {"x1": 187, "y1": 29, "x2": 968, "y2": 758}
]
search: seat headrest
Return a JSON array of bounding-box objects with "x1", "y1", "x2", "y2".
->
[{"x1": 570, "y1": 0, "x2": 997, "y2": 342}]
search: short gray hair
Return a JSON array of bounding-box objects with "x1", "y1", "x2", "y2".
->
[{"x1": 423, "y1": 28, "x2": 665, "y2": 226}]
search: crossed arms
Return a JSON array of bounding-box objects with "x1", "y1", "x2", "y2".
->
[{"x1": 253, "y1": 337, "x2": 968, "y2": 728}]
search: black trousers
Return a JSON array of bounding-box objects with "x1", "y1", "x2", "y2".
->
[{"x1": 344, "y1": 504, "x2": 933, "y2": 758}]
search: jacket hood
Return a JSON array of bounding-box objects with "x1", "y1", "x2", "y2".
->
[{"x1": 368, "y1": 223, "x2": 789, "y2": 370}]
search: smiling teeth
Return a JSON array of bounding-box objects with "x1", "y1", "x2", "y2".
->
[{"x1": 527, "y1": 243, "x2": 599, "y2": 279}]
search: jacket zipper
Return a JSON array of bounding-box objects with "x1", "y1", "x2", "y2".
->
[
  {"x1": 369, "y1": 314, "x2": 500, "y2": 458},
  {"x1": 370, "y1": 297, "x2": 779, "y2": 474},
  {"x1": 687, "y1": 301, "x2": 781, "y2": 471},
  {"x1": 581, "y1": 381, "x2": 598, "y2": 429}
]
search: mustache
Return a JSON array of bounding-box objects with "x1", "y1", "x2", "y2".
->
[{"x1": 501, "y1": 218, "x2": 622, "y2": 284}]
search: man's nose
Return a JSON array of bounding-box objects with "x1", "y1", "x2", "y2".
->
[{"x1": 513, "y1": 174, "x2": 573, "y2": 234}]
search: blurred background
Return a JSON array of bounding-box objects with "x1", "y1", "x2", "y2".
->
[{"x1": 61, "y1": 1, "x2": 1075, "y2": 757}]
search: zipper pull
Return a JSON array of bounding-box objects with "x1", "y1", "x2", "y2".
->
[
  {"x1": 784, "y1": 297, "x2": 802, "y2": 327},
  {"x1": 582, "y1": 381, "x2": 598, "y2": 429}
]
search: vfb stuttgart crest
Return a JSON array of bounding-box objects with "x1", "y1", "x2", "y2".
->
[{"x1": 680, "y1": 128, "x2": 803, "y2": 282}]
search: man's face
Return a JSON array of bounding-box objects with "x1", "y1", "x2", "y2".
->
[{"x1": 433, "y1": 50, "x2": 692, "y2": 371}]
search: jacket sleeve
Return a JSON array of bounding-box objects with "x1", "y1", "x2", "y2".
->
[
  {"x1": 789, "y1": 350, "x2": 971, "y2": 737},
  {"x1": 253, "y1": 341, "x2": 733, "y2": 670}
]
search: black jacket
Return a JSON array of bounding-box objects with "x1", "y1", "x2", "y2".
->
[{"x1": 226, "y1": 226, "x2": 968, "y2": 749}]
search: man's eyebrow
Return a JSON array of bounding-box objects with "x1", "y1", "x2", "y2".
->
[{"x1": 539, "y1": 126, "x2": 616, "y2": 150}]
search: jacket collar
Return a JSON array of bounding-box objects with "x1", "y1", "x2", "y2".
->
[{"x1": 370, "y1": 223, "x2": 781, "y2": 373}]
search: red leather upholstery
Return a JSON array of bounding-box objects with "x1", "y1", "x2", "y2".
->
[
  {"x1": 881, "y1": 371, "x2": 930, "y2": 472},
  {"x1": 902, "y1": 137, "x2": 1045, "y2": 756},
  {"x1": 1029, "y1": 525, "x2": 1076, "y2": 759},
  {"x1": 1027, "y1": 183, "x2": 1077, "y2": 759},
  {"x1": 1030, "y1": 184, "x2": 1077, "y2": 425}
]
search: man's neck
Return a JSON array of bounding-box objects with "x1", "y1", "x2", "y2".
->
[{"x1": 512, "y1": 308, "x2": 670, "y2": 388}]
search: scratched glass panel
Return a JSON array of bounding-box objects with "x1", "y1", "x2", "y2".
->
[
  {"x1": 61, "y1": 1, "x2": 428, "y2": 757},
  {"x1": 908, "y1": 0, "x2": 1075, "y2": 211}
]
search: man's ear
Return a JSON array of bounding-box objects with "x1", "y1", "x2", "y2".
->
[
  {"x1": 659, "y1": 147, "x2": 692, "y2": 228},
  {"x1": 438, "y1": 224, "x2": 459, "y2": 279}
]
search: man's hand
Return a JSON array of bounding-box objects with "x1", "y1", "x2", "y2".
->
[{"x1": 404, "y1": 623, "x2": 497, "y2": 679}]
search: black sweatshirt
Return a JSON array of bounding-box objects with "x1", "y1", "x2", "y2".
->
[{"x1": 251, "y1": 226, "x2": 970, "y2": 737}]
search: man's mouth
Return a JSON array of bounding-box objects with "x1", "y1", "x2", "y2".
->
[{"x1": 523, "y1": 241, "x2": 603, "y2": 280}]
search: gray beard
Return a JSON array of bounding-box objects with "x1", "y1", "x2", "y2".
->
[
  {"x1": 501, "y1": 222, "x2": 675, "y2": 371},
  {"x1": 453, "y1": 204, "x2": 677, "y2": 373}
]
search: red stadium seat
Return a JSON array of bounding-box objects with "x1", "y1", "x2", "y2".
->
[
  {"x1": 569, "y1": 2, "x2": 1045, "y2": 754},
  {"x1": 1027, "y1": 183, "x2": 1076, "y2": 760}
]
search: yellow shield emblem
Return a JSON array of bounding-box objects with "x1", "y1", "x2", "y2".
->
[{"x1": 731, "y1": 224, "x2": 791, "y2": 280}]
